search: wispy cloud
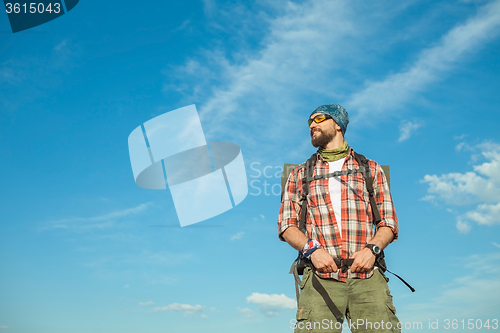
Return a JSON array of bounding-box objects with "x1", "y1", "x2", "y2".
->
[
  {"x1": 153, "y1": 303, "x2": 206, "y2": 317},
  {"x1": 230, "y1": 231, "x2": 245, "y2": 241},
  {"x1": 53, "y1": 39, "x2": 68, "y2": 52},
  {"x1": 139, "y1": 301, "x2": 155, "y2": 306},
  {"x1": 42, "y1": 203, "x2": 153, "y2": 231},
  {"x1": 81, "y1": 251, "x2": 194, "y2": 270},
  {"x1": 347, "y1": 0, "x2": 500, "y2": 120},
  {"x1": 398, "y1": 120, "x2": 422, "y2": 142},
  {"x1": 403, "y1": 253, "x2": 500, "y2": 321},
  {"x1": 1, "y1": 38, "x2": 83, "y2": 115},
  {"x1": 201, "y1": 0, "x2": 216, "y2": 18},
  {"x1": 172, "y1": 19, "x2": 191, "y2": 32},
  {"x1": 0, "y1": 326, "x2": 9, "y2": 330},
  {"x1": 166, "y1": 0, "x2": 365, "y2": 154},
  {"x1": 421, "y1": 141, "x2": 500, "y2": 231},
  {"x1": 246, "y1": 292, "x2": 295, "y2": 316},
  {"x1": 237, "y1": 307, "x2": 255, "y2": 318},
  {"x1": 165, "y1": 0, "x2": 500, "y2": 164},
  {"x1": 0, "y1": 63, "x2": 24, "y2": 85},
  {"x1": 150, "y1": 276, "x2": 178, "y2": 285}
]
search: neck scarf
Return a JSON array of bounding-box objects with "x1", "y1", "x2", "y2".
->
[{"x1": 318, "y1": 141, "x2": 349, "y2": 162}]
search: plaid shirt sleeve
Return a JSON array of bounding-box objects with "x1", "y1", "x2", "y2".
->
[
  {"x1": 278, "y1": 164, "x2": 304, "y2": 241},
  {"x1": 370, "y1": 159, "x2": 399, "y2": 240}
]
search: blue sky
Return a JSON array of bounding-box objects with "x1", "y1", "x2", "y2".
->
[{"x1": 1, "y1": 0, "x2": 500, "y2": 332}]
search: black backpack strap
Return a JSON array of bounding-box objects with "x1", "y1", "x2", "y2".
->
[
  {"x1": 298, "y1": 154, "x2": 317, "y2": 233},
  {"x1": 353, "y1": 152, "x2": 382, "y2": 223},
  {"x1": 311, "y1": 273, "x2": 344, "y2": 322}
]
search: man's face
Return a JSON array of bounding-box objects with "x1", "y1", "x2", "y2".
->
[{"x1": 309, "y1": 113, "x2": 339, "y2": 148}]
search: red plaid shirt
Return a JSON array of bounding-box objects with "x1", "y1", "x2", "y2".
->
[{"x1": 278, "y1": 148, "x2": 398, "y2": 281}]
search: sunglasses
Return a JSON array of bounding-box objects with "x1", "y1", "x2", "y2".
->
[{"x1": 308, "y1": 114, "x2": 333, "y2": 126}]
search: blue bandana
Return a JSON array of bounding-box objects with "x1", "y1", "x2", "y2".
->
[{"x1": 310, "y1": 104, "x2": 349, "y2": 136}]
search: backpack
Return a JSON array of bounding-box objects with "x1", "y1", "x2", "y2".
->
[{"x1": 281, "y1": 151, "x2": 390, "y2": 230}]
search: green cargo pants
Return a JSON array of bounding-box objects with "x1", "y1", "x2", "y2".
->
[{"x1": 294, "y1": 267, "x2": 400, "y2": 333}]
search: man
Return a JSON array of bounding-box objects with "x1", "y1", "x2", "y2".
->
[{"x1": 278, "y1": 104, "x2": 400, "y2": 333}]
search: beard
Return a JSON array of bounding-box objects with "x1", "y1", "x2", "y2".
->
[{"x1": 311, "y1": 128, "x2": 335, "y2": 148}]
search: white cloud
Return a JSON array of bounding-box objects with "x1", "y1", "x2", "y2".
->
[
  {"x1": 398, "y1": 120, "x2": 422, "y2": 142},
  {"x1": 246, "y1": 292, "x2": 295, "y2": 315},
  {"x1": 42, "y1": 203, "x2": 153, "y2": 231},
  {"x1": 265, "y1": 311, "x2": 280, "y2": 317},
  {"x1": 456, "y1": 219, "x2": 472, "y2": 234},
  {"x1": 420, "y1": 194, "x2": 435, "y2": 202},
  {"x1": 474, "y1": 142, "x2": 500, "y2": 183},
  {"x1": 237, "y1": 307, "x2": 255, "y2": 318},
  {"x1": 465, "y1": 203, "x2": 500, "y2": 225},
  {"x1": 230, "y1": 231, "x2": 245, "y2": 241},
  {"x1": 422, "y1": 142, "x2": 500, "y2": 228},
  {"x1": 347, "y1": 0, "x2": 500, "y2": 120},
  {"x1": 492, "y1": 242, "x2": 500, "y2": 248},
  {"x1": 153, "y1": 303, "x2": 205, "y2": 316},
  {"x1": 455, "y1": 142, "x2": 467, "y2": 152},
  {"x1": 421, "y1": 172, "x2": 493, "y2": 205},
  {"x1": 139, "y1": 301, "x2": 155, "y2": 306},
  {"x1": 0, "y1": 326, "x2": 8, "y2": 330}
]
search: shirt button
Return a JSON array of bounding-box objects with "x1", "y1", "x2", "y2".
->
[
  {"x1": 326, "y1": 192, "x2": 329, "y2": 194},
  {"x1": 329, "y1": 208, "x2": 332, "y2": 211},
  {"x1": 339, "y1": 245, "x2": 342, "y2": 248},
  {"x1": 334, "y1": 226, "x2": 337, "y2": 229}
]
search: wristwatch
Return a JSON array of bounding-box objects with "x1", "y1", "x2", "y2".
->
[{"x1": 365, "y1": 244, "x2": 381, "y2": 256}]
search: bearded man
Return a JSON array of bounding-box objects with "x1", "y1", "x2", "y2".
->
[{"x1": 278, "y1": 104, "x2": 401, "y2": 333}]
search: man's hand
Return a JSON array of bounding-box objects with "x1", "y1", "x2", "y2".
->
[
  {"x1": 350, "y1": 227, "x2": 395, "y2": 273},
  {"x1": 350, "y1": 248, "x2": 376, "y2": 273},
  {"x1": 310, "y1": 248, "x2": 338, "y2": 273}
]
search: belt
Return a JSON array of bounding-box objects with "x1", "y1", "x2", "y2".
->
[{"x1": 333, "y1": 257, "x2": 354, "y2": 273}]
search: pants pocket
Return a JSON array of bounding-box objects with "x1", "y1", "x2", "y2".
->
[
  {"x1": 378, "y1": 268, "x2": 390, "y2": 283},
  {"x1": 385, "y1": 295, "x2": 401, "y2": 333},
  {"x1": 295, "y1": 308, "x2": 312, "y2": 333},
  {"x1": 300, "y1": 267, "x2": 312, "y2": 289}
]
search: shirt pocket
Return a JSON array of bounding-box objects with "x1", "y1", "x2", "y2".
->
[{"x1": 347, "y1": 173, "x2": 371, "y2": 210}]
